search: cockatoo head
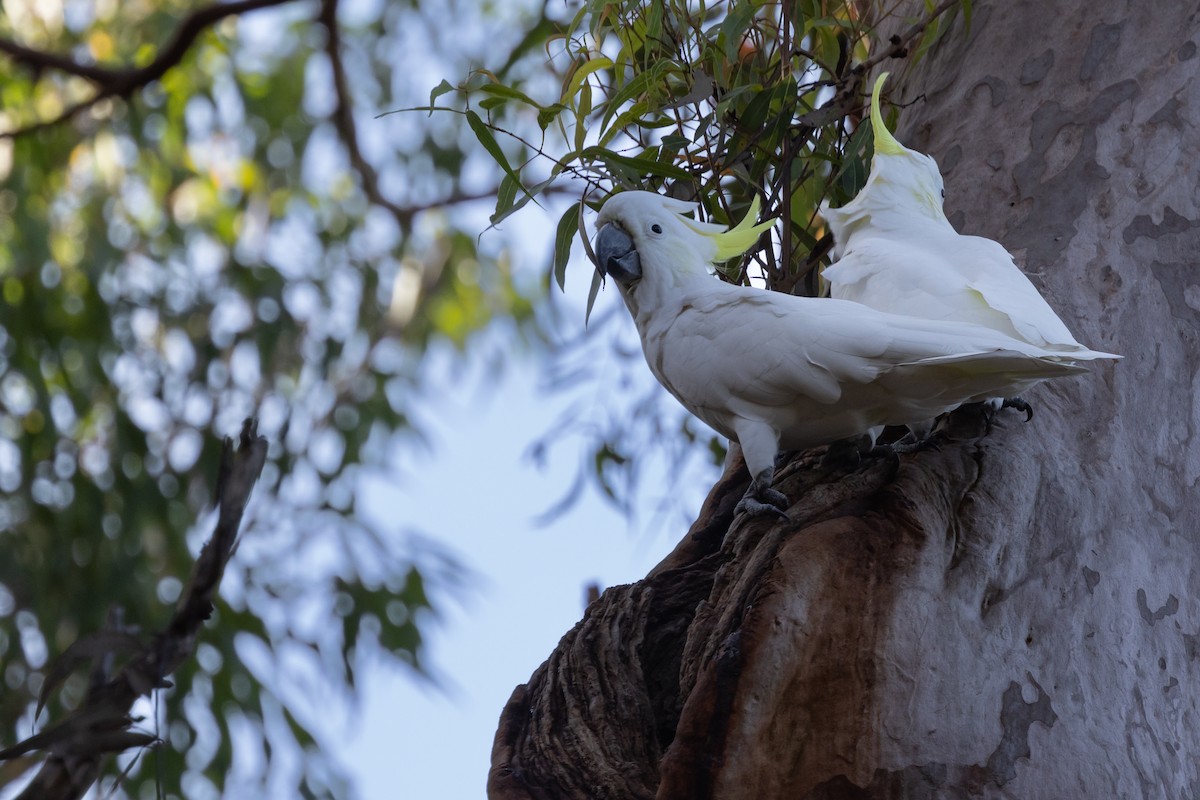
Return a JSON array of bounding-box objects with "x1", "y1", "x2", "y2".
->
[
  {"x1": 821, "y1": 72, "x2": 949, "y2": 252},
  {"x1": 592, "y1": 191, "x2": 773, "y2": 288}
]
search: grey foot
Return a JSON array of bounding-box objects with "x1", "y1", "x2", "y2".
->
[
  {"x1": 735, "y1": 468, "x2": 789, "y2": 520},
  {"x1": 820, "y1": 432, "x2": 878, "y2": 469},
  {"x1": 892, "y1": 432, "x2": 941, "y2": 455}
]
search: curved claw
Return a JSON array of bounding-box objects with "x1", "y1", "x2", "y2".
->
[{"x1": 1001, "y1": 396, "x2": 1034, "y2": 422}]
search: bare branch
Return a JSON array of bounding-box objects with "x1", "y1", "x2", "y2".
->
[
  {"x1": 0, "y1": 39, "x2": 118, "y2": 83},
  {"x1": 0, "y1": 0, "x2": 301, "y2": 140},
  {"x1": 3, "y1": 419, "x2": 269, "y2": 800},
  {"x1": 318, "y1": 0, "x2": 421, "y2": 229}
]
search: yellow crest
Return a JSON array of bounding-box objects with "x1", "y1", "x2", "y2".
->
[
  {"x1": 870, "y1": 72, "x2": 905, "y2": 156},
  {"x1": 681, "y1": 195, "x2": 774, "y2": 262}
]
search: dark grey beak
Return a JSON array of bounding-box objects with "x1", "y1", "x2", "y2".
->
[{"x1": 593, "y1": 223, "x2": 642, "y2": 286}]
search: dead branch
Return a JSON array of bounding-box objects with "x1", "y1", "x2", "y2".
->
[{"x1": 0, "y1": 418, "x2": 269, "y2": 800}]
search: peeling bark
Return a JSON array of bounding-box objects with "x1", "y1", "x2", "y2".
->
[{"x1": 491, "y1": 1, "x2": 1200, "y2": 797}]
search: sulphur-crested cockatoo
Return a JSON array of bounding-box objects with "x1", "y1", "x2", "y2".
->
[
  {"x1": 592, "y1": 190, "x2": 1093, "y2": 517},
  {"x1": 821, "y1": 73, "x2": 1119, "y2": 359}
]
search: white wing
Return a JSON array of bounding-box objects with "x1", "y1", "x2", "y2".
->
[
  {"x1": 647, "y1": 284, "x2": 1080, "y2": 422},
  {"x1": 825, "y1": 229, "x2": 1106, "y2": 354}
]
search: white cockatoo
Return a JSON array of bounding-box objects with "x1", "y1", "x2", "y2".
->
[
  {"x1": 820, "y1": 72, "x2": 1119, "y2": 359},
  {"x1": 592, "y1": 190, "x2": 1095, "y2": 517}
]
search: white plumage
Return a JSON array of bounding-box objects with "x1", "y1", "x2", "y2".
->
[
  {"x1": 592, "y1": 190, "x2": 1098, "y2": 517},
  {"x1": 821, "y1": 73, "x2": 1118, "y2": 359}
]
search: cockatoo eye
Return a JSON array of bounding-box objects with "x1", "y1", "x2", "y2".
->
[
  {"x1": 940, "y1": 189, "x2": 946, "y2": 199},
  {"x1": 650, "y1": 224, "x2": 663, "y2": 234}
]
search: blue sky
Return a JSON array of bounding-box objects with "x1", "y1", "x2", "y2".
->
[{"x1": 337, "y1": 355, "x2": 689, "y2": 798}]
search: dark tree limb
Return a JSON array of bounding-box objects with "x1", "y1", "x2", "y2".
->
[
  {"x1": 0, "y1": 38, "x2": 118, "y2": 84},
  {"x1": 0, "y1": 419, "x2": 269, "y2": 800},
  {"x1": 0, "y1": 0, "x2": 299, "y2": 139},
  {"x1": 319, "y1": 0, "x2": 417, "y2": 230}
]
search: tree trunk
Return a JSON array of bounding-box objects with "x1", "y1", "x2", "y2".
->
[{"x1": 489, "y1": 1, "x2": 1200, "y2": 797}]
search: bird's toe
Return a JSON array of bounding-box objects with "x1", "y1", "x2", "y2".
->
[{"x1": 735, "y1": 495, "x2": 790, "y2": 521}]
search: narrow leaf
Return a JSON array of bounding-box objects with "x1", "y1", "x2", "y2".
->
[
  {"x1": 585, "y1": 270, "x2": 603, "y2": 327},
  {"x1": 600, "y1": 62, "x2": 669, "y2": 132},
  {"x1": 492, "y1": 174, "x2": 519, "y2": 223},
  {"x1": 428, "y1": 79, "x2": 455, "y2": 116},
  {"x1": 537, "y1": 103, "x2": 567, "y2": 131},
  {"x1": 478, "y1": 82, "x2": 544, "y2": 109},
  {"x1": 563, "y1": 56, "x2": 614, "y2": 108},
  {"x1": 491, "y1": 175, "x2": 557, "y2": 226},
  {"x1": 465, "y1": 110, "x2": 511, "y2": 174},
  {"x1": 582, "y1": 147, "x2": 692, "y2": 182},
  {"x1": 464, "y1": 110, "x2": 531, "y2": 199},
  {"x1": 553, "y1": 204, "x2": 580, "y2": 292}
]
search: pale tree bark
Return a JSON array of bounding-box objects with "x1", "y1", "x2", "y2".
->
[{"x1": 489, "y1": 1, "x2": 1200, "y2": 797}]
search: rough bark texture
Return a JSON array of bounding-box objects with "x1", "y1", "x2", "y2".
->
[{"x1": 491, "y1": 1, "x2": 1200, "y2": 797}]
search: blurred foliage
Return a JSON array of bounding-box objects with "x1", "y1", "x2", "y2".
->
[
  {"x1": 425, "y1": 0, "x2": 963, "y2": 521},
  {"x1": 0, "y1": 0, "x2": 561, "y2": 797}
]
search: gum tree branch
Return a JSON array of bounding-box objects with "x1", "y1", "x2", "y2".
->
[
  {"x1": 318, "y1": 0, "x2": 418, "y2": 229},
  {"x1": 0, "y1": 419, "x2": 269, "y2": 800},
  {"x1": 0, "y1": 0, "x2": 299, "y2": 140}
]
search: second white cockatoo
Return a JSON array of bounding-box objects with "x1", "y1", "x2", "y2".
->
[
  {"x1": 820, "y1": 72, "x2": 1119, "y2": 359},
  {"x1": 591, "y1": 190, "x2": 1096, "y2": 518}
]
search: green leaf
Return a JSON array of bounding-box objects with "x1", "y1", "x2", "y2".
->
[
  {"x1": 600, "y1": 61, "x2": 671, "y2": 132},
  {"x1": 552, "y1": 204, "x2": 580, "y2": 292},
  {"x1": 598, "y1": 100, "x2": 652, "y2": 146},
  {"x1": 834, "y1": 113, "x2": 875, "y2": 197},
  {"x1": 720, "y1": 2, "x2": 760, "y2": 62},
  {"x1": 478, "y1": 82, "x2": 544, "y2": 109},
  {"x1": 661, "y1": 133, "x2": 689, "y2": 152},
  {"x1": 738, "y1": 82, "x2": 777, "y2": 131},
  {"x1": 585, "y1": 270, "x2": 603, "y2": 327},
  {"x1": 493, "y1": 174, "x2": 519, "y2": 223},
  {"x1": 563, "y1": 55, "x2": 613, "y2": 107},
  {"x1": 464, "y1": 110, "x2": 529, "y2": 199},
  {"x1": 490, "y1": 175, "x2": 557, "y2": 226},
  {"x1": 537, "y1": 103, "x2": 568, "y2": 131},
  {"x1": 428, "y1": 79, "x2": 455, "y2": 115}
]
